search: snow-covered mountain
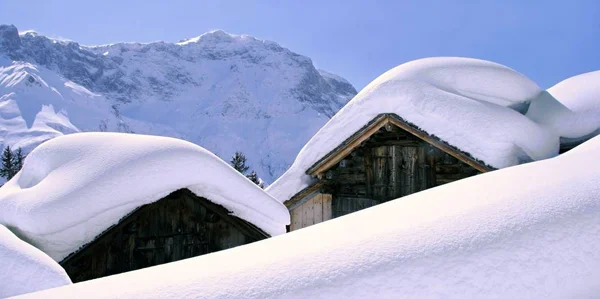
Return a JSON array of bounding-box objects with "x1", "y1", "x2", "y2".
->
[{"x1": 0, "y1": 24, "x2": 357, "y2": 182}]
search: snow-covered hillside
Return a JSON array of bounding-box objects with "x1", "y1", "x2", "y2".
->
[
  {"x1": 0, "y1": 24, "x2": 357, "y2": 182},
  {"x1": 0, "y1": 132, "x2": 290, "y2": 261},
  {"x1": 0, "y1": 224, "x2": 71, "y2": 297},
  {"x1": 0, "y1": 56, "x2": 132, "y2": 152},
  {"x1": 15, "y1": 135, "x2": 600, "y2": 299}
]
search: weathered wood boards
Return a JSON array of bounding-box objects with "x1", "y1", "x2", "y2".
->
[
  {"x1": 60, "y1": 189, "x2": 268, "y2": 283},
  {"x1": 287, "y1": 120, "x2": 482, "y2": 231},
  {"x1": 327, "y1": 125, "x2": 479, "y2": 207},
  {"x1": 289, "y1": 193, "x2": 333, "y2": 231}
]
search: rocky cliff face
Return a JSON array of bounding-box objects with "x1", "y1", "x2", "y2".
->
[{"x1": 0, "y1": 24, "x2": 356, "y2": 182}]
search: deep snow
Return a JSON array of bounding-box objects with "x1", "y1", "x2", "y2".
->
[
  {"x1": 0, "y1": 132, "x2": 290, "y2": 261},
  {"x1": 268, "y1": 57, "x2": 558, "y2": 203},
  {"x1": 544, "y1": 70, "x2": 600, "y2": 143},
  {"x1": 0, "y1": 224, "x2": 71, "y2": 298},
  {"x1": 14, "y1": 134, "x2": 600, "y2": 299}
]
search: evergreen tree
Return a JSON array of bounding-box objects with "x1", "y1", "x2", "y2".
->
[
  {"x1": 13, "y1": 147, "x2": 24, "y2": 172},
  {"x1": 246, "y1": 170, "x2": 264, "y2": 188},
  {"x1": 230, "y1": 151, "x2": 249, "y2": 174},
  {"x1": 0, "y1": 146, "x2": 15, "y2": 180},
  {"x1": 230, "y1": 151, "x2": 264, "y2": 188}
]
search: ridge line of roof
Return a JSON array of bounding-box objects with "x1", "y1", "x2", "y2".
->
[{"x1": 305, "y1": 113, "x2": 494, "y2": 177}]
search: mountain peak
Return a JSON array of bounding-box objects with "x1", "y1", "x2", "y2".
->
[
  {"x1": 18, "y1": 30, "x2": 39, "y2": 37},
  {"x1": 0, "y1": 24, "x2": 21, "y2": 53},
  {"x1": 176, "y1": 29, "x2": 264, "y2": 47},
  {"x1": 0, "y1": 24, "x2": 357, "y2": 183}
]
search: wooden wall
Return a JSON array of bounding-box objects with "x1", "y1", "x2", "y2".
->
[
  {"x1": 60, "y1": 189, "x2": 267, "y2": 283},
  {"x1": 326, "y1": 126, "x2": 479, "y2": 218},
  {"x1": 289, "y1": 193, "x2": 332, "y2": 231},
  {"x1": 288, "y1": 125, "x2": 481, "y2": 229}
]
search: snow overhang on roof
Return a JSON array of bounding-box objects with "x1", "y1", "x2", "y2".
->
[
  {"x1": 266, "y1": 57, "x2": 567, "y2": 204},
  {"x1": 0, "y1": 132, "x2": 290, "y2": 261}
]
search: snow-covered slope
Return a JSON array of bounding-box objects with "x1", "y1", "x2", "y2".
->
[
  {"x1": 0, "y1": 24, "x2": 356, "y2": 182},
  {"x1": 15, "y1": 135, "x2": 600, "y2": 299},
  {"x1": 0, "y1": 132, "x2": 290, "y2": 261},
  {"x1": 268, "y1": 57, "x2": 567, "y2": 202},
  {"x1": 0, "y1": 224, "x2": 71, "y2": 298},
  {"x1": 0, "y1": 56, "x2": 137, "y2": 153}
]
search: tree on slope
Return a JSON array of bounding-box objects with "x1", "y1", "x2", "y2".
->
[
  {"x1": 13, "y1": 147, "x2": 24, "y2": 172},
  {"x1": 230, "y1": 151, "x2": 264, "y2": 189},
  {"x1": 0, "y1": 146, "x2": 25, "y2": 181},
  {"x1": 230, "y1": 151, "x2": 250, "y2": 174},
  {"x1": 0, "y1": 146, "x2": 15, "y2": 180},
  {"x1": 246, "y1": 170, "x2": 264, "y2": 188}
]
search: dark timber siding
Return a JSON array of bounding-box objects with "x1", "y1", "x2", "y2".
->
[
  {"x1": 60, "y1": 189, "x2": 268, "y2": 283},
  {"x1": 326, "y1": 125, "x2": 479, "y2": 218}
]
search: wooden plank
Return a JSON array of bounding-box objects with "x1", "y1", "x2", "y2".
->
[
  {"x1": 303, "y1": 197, "x2": 315, "y2": 227},
  {"x1": 373, "y1": 146, "x2": 389, "y2": 201},
  {"x1": 404, "y1": 146, "x2": 417, "y2": 196},
  {"x1": 322, "y1": 194, "x2": 333, "y2": 221},
  {"x1": 418, "y1": 146, "x2": 429, "y2": 190},
  {"x1": 313, "y1": 194, "x2": 323, "y2": 224},
  {"x1": 291, "y1": 205, "x2": 303, "y2": 231},
  {"x1": 364, "y1": 148, "x2": 373, "y2": 197},
  {"x1": 388, "y1": 145, "x2": 399, "y2": 199}
]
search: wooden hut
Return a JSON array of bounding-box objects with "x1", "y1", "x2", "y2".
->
[
  {"x1": 60, "y1": 188, "x2": 269, "y2": 283},
  {"x1": 285, "y1": 113, "x2": 494, "y2": 231}
]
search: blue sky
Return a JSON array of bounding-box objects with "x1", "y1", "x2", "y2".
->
[{"x1": 1, "y1": 0, "x2": 598, "y2": 90}]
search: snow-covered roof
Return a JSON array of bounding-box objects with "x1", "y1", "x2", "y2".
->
[
  {"x1": 0, "y1": 132, "x2": 290, "y2": 261},
  {"x1": 15, "y1": 135, "x2": 600, "y2": 299},
  {"x1": 543, "y1": 70, "x2": 600, "y2": 143},
  {"x1": 0, "y1": 224, "x2": 71, "y2": 298},
  {"x1": 549, "y1": 70, "x2": 600, "y2": 112},
  {"x1": 267, "y1": 57, "x2": 598, "y2": 203}
]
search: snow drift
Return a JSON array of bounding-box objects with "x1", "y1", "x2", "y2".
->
[
  {"x1": 0, "y1": 224, "x2": 71, "y2": 298},
  {"x1": 540, "y1": 70, "x2": 600, "y2": 143},
  {"x1": 0, "y1": 132, "x2": 290, "y2": 261},
  {"x1": 14, "y1": 134, "x2": 600, "y2": 299}
]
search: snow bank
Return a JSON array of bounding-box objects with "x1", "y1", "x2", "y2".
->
[
  {"x1": 268, "y1": 57, "x2": 557, "y2": 202},
  {"x1": 0, "y1": 224, "x2": 71, "y2": 298},
  {"x1": 14, "y1": 135, "x2": 600, "y2": 299},
  {"x1": 549, "y1": 70, "x2": 600, "y2": 113},
  {"x1": 536, "y1": 70, "x2": 600, "y2": 143},
  {"x1": 0, "y1": 132, "x2": 289, "y2": 261}
]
